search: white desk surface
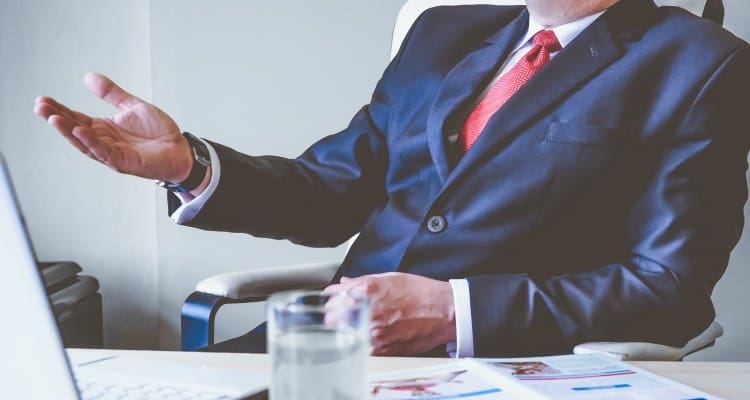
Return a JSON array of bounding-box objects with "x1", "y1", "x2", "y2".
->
[{"x1": 69, "y1": 348, "x2": 750, "y2": 399}]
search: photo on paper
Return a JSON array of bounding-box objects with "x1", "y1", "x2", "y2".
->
[
  {"x1": 370, "y1": 363, "x2": 506, "y2": 399},
  {"x1": 488, "y1": 361, "x2": 562, "y2": 376}
]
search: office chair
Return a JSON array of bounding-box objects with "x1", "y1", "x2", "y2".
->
[
  {"x1": 182, "y1": 0, "x2": 726, "y2": 361},
  {"x1": 40, "y1": 261, "x2": 103, "y2": 348}
]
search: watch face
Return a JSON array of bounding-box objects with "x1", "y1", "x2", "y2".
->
[
  {"x1": 197, "y1": 156, "x2": 210, "y2": 167},
  {"x1": 187, "y1": 134, "x2": 211, "y2": 167},
  {"x1": 157, "y1": 180, "x2": 187, "y2": 193},
  {"x1": 194, "y1": 148, "x2": 211, "y2": 167}
]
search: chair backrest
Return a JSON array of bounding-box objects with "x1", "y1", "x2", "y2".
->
[
  {"x1": 390, "y1": 0, "x2": 720, "y2": 59},
  {"x1": 392, "y1": 0, "x2": 524, "y2": 58}
]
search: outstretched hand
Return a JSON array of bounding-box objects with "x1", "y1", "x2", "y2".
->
[{"x1": 34, "y1": 72, "x2": 192, "y2": 183}]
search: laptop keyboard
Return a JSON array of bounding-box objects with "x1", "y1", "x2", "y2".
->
[{"x1": 77, "y1": 378, "x2": 234, "y2": 400}]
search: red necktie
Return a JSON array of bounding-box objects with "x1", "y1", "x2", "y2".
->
[{"x1": 460, "y1": 30, "x2": 562, "y2": 152}]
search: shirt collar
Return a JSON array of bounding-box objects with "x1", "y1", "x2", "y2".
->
[{"x1": 514, "y1": 10, "x2": 607, "y2": 52}]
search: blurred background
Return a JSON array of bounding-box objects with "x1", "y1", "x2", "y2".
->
[{"x1": 0, "y1": 0, "x2": 748, "y2": 361}]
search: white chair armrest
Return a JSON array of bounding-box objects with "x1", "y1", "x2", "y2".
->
[
  {"x1": 195, "y1": 262, "x2": 340, "y2": 300},
  {"x1": 573, "y1": 321, "x2": 724, "y2": 361}
]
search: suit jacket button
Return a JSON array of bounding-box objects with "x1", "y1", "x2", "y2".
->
[{"x1": 427, "y1": 215, "x2": 446, "y2": 233}]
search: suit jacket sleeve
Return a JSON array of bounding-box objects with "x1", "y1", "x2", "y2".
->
[
  {"x1": 467, "y1": 46, "x2": 750, "y2": 355},
  {"x1": 172, "y1": 14, "x2": 426, "y2": 248}
]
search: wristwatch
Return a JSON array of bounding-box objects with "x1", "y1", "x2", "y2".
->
[{"x1": 158, "y1": 132, "x2": 210, "y2": 193}]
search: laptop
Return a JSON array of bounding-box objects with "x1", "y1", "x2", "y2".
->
[{"x1": 0, "y1": 155, "x2": 268, "y2": 400}]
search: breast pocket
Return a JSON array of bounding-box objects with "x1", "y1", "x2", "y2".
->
[
  {"x1": 538, "y1": 120, "x2": 626, "y2": 221},
  {"x1": 544, "y1": 120, "x2": 620, "y2": 148}
]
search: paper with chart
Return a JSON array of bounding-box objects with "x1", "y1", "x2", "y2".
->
[
  {"x1": 368, "y1": 354, "x2": 722, "y2": 400},
  {"x1": 470, "y1": 353, "x2": 723, "y2": 400},
  {"x1": 369, "y1": 362, "x2": 532, "y2": 400}
]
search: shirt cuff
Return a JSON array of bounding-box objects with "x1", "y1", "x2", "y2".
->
[
  {"x1": 170, "y1": 140, "x2": 221, "y2": 224},
  {"x1": 448, "y1": 279, "x2": 475, "y2": 358}
]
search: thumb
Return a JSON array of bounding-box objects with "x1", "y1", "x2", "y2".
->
[{"x1": 84, "y1": 72, "x2": 144, "y2": 111}]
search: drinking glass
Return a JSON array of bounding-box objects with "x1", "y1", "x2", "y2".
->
[{"x1": 267, "y1": 290, "x2": 370, "y2": 400}]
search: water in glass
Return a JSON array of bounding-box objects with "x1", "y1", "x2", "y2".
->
[{"x1": 270, "y1": 326, "x2": 367, "y2": 400}]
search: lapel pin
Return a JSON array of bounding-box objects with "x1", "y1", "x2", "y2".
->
[{"x1": 589, "y1": 43, "x2": 599, "y2": 57}]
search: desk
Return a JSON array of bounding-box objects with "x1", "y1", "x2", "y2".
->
[{"x1": 69, "y1": 349, "x2": 750, "y2": 399}]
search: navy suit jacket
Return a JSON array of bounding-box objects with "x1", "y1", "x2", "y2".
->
[{"x1": 177, "y1": 0, "x2": 750, "y2": 356}]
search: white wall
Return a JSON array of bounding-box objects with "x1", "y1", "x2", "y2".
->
[
  {"x1": 0, "y1": 0, "x2": 159, "y2": 348},
  {"x1": 1, "y1": 0, "x2": 749, "y2": 360},
  {"x1": 723, "y1": 0, "x2": 750, "y2": 39}
]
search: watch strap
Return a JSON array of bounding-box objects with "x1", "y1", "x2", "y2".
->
[{"x1": 159, "y1": 132, "x2": 210, "y2": 193}]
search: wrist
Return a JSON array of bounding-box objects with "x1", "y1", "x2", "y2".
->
[
  {"x1": 158, "y1": 132, "x2": 211, "y2": 193},
  {"x1": 189, "y1": 165, "x2": 212, "y2": 197},
  {"x1": 439, "y1": 281, "x2": 457, "y2": 342},
  {"x1": 171, "y1": 135, "x2": 194, "y2": 183}
]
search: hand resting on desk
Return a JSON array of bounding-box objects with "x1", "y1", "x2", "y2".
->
[{"x1": 325, "y1": 272, "x2": 456, "y2": 356}]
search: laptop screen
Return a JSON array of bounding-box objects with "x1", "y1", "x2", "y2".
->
[{"x1": 0, "y1": 156, "x2": 80, "y2": 399}]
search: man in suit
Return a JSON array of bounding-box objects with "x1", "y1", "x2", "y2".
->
[{"x1": 35, "y1": 0, "x2": 749, "y2": 357}]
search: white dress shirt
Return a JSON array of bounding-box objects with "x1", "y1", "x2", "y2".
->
[{"x1": 171, "y1": 9, "x2": 606, "y2": 358}]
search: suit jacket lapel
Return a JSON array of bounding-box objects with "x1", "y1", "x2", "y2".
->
[
  {"x1": 442, "y1": 1, "x2": 652, "y2": 193},
  {"x1": 425, "y1": 9, "x2": 529, "y2": 184}
]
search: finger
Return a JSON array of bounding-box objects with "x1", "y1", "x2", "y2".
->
[
  {"x1": 344, "y1": 282, "x2": 371, "y2": 299},
  {"x1": 401, "y1": 339, "x2": 440, "y2": 356},
  {"x1": 371, "y1": 342, "x2": 389, "y2": 356},
  {"x1": 35, "y1": 100, "x2": 92, "y2": 127},
  {"x1": 322, "y1": 283, "x2": 345, "y2": 295},
  {"x1": 370, "y1": 325, "x2": 402, "y2": 353},
  {"x1": 43, "y1": 96, "x2": 93, "y2": 126},
  {"x1": 372, "y1": 336, "x2": 424, "y2": 357},
  {"x1": 34, "y1": 98, "x2": 68, "y2": 121},
  {"x1": 371, "y1": 331, "x2": 411, "y2": 356},
  {"x1": 47, "y1": 114, "x2": 77, "y2": 137},
  {"x1": 370, "y1": 328, "x2": 390, "y2": 355},
  {"x1": 370, "y1": 315, "x2": 398, "y2": 330},
  {"x1": 34, "y1": 97, "x2": 92, "y2": 126},
  {"x1": 84, "y1": 72, "x2": 144, "y2": 111},
  {"x1": 48, "y1": 116, "x2": 95, "y2": 158},
  {"x1": 323, "y1": 284, "x2": 354, "y2": 313},
  {"x1": 372, "y1": 341, "x2": 401, "y2": 356},
  {"x1": 34, "y1": 101, "x2": 57, "y2": 121},
  {"x1": 35, "y1": 95, "x2": 56, "y2": 107}
]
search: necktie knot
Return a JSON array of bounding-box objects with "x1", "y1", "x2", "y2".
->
[
  {"x1": 459, "y1": 29, "x2": 561, "y2": 152},
  {"x1": 533, "y1": 30, "x2": 562, "y2": 52}
]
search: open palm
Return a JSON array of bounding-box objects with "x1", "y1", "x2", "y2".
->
[{"x1": 34, "y1": 73, "x2": 192, "y2": 183}]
